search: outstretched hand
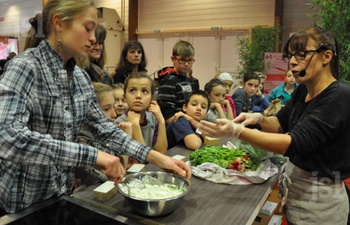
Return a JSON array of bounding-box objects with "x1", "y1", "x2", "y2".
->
[
  {"x1": 198, "y1": 119, "x2": 244, "y2": 139},
  {"x1": 147, "y1": 150, "x2": 191, "y2": 180},
  {"x1": 233, "y1": 112, "x2": 263, "y2": 127}
]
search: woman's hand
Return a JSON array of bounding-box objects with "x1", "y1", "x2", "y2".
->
[
  {"x1": 95, "y1": 150, "x2": 126, "y2": 184},
  {"x1": 233, "y1": 112, "x2": 263, "y2": 126},
  {"x1": 146, "y1": 150, "x2": 191, "y2": 180},
  {"x1": 198, "y1": 119, "x2": 244, "y2": 139}
]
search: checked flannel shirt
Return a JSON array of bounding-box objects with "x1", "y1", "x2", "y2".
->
[{"x1": 0, "y1": 40, "x2": 151, "y2": 213}]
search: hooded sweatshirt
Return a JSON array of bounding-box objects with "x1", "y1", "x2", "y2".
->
[{"x1": 156, "y1": 66, "x2": 198, "y2": 121}]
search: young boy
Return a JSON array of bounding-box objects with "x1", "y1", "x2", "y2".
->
[
  {"x1": 115, "y1": 72, "x2": 167, "y2": 155},
  {"x1": 156, "y1": 40, "x2": 199, "y2": 124},
  {"x1": 166, "y1": 90, "x2": 210, "y2": 150}
]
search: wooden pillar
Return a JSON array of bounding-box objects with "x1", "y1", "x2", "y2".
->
[
  {"x1": 274, "y1": 0, "x2": 283, "y2": 52},
  {"x1": 128, "y1": 0, "x2": 138, "y2": 41}
]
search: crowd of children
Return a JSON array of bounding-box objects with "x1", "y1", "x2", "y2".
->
[
  {"x1": 78, "y1": 38, "x2": 291, "y2": 156},
  {"x1": 1, "y1": 7, "x2": 346, "y2": 223}
]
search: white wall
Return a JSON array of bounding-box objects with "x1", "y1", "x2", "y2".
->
[
  {"x1": 138, "y1": 0, "x2": 275, "y2": 32},
  {"x1": 137, "y1": 0, "x2": 276, "y2": 89},
  {"x1": 139, "y1": 30, "x2": 249, "y2": 90},
  {"x1": 0, "y1": 0, "x2": 315, "y2": 86}
]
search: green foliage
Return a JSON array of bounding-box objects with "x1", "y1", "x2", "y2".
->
[
  {"x1": 236, "y1": 25, "x2": 281, "y2": 81},
  {"x1": 308, "y1": 0, "x2": 350, "y2": 83}
]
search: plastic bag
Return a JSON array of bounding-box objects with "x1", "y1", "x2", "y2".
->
[{"x1": 264, "y1": 98, "x2": 281, "y2": 116}]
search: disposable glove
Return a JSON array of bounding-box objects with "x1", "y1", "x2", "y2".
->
[
  {"x1": 233, "y1": 112, "x2": 263, "y2": 127},
  {"x1": 199, "y1": 119, "x2": 244, "y2": 139}
]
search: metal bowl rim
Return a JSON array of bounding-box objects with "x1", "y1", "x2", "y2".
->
[{"x1": 116, "y1": 171, "x2": 191, "y2": 201}]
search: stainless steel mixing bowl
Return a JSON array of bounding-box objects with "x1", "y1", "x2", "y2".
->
[{"x1": 116, "y1": 171, "x2": 191, "y2": 217}]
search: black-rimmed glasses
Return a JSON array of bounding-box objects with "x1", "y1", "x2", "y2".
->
[
  {"x1": 283, "y1": 49, "x2": 321, "y2": 63},
  {"x1": 174, "y1": 57, "x2": 195, "y2": 64}
]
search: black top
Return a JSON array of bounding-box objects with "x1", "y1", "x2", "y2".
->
[
  {"x1": 113, "y1": 69, "x2": 128, "y2": 84},
  {"x1": 156, "y1": 67, "x2": 198, "y2": 120},
  {"x1": 276, "y1": 82, "x2": 350, "y2": 179},
  {"x1": 0, "y1": 59, "x2": 8, "y2": 76}
]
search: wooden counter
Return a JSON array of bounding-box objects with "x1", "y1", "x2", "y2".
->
[{"x1": 73, "y1": 145, "x2": 280, "y2": 225}]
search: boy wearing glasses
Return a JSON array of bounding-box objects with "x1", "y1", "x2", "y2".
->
[{"x1": 156, "y1": 40, "x2": 199, "y2": 124}]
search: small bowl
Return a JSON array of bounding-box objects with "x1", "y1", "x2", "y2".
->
[{"x1": 116, "y1": 171, "x2": 190, "y2": 217}]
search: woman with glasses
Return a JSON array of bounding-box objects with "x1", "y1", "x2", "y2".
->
[
  {"x1": 113, "y1": 40, "x2": 148, "y2": 84},
  {"x1": 198, "y1": 27, "x2": 350, "y2": 224},
  {"x1": 156, "y1": 40, "x2": 199, "y2": 125}
]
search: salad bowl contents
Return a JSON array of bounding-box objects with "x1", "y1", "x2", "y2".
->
[{"x1": 116, "y1": 171, "x2": 190, "y2": 217}]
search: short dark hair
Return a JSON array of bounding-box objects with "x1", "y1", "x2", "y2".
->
[
  {"x1": 184, "y1": 90, "x2": 210, "y2": 111},
  {"x1": 243, "y1": 71, "x2": 260, "y2": 84},
  {"x1": 172, "y1": 40, "x2": 195, "y2": 57}
]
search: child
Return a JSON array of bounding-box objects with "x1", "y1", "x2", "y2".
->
[
  {"x1": 204, "y1": 78, "x2": 234, "y2": 122},
  {"x1": 252, "y1": 72, "x2": 270, "y2": 113},
  {"x1": 111, "y1": 83, "x2": 127, "y2": 118},
  {"x1": 232, "y1": 71, "x2": 260, "y2": 115},
  {"x1": 91, "y1": 82, "x2": 117, "y2": 121},
  {"x1": 115, "y1": 72, "x2": 167, "y2": 155},
  {"x1": 75, "y1": 82, "x2": 131, "y2": 189},
  {"x1": 216, "y1": 72, "x2": 237, "y2": 117},
  {"x1": 166, "y1": 90, "x2": 210, "y2": 150},
  {"x1": 156, "y1": 40, "x2": 199, "y2": 124},
  {"x1": 268, "y1": 69, "x2": 297, "y2": 105}
]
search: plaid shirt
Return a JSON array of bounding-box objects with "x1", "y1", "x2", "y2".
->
[{"x1": 0, "y1": 40, "x2": 151, "y2": 213}]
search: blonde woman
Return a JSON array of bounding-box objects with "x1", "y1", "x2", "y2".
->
[{"x1": 0, "y1": 0, "x2": 190, "y2": 214}]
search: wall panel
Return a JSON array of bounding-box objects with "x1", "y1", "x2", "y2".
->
[
  {"x1": 94, "y1": 0, "x2": 128, "y2": 42},
  {"x1": 139, "y1": 0, "x2": 275, "y2": 32},
  {"x1": 138, "y1": 30, "x2": 249, "y2": 89},
  {"x1": 282, "y1": 0, "x2": 314, "y2": 47}
]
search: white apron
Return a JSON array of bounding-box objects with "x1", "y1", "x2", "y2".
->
[{"x1": 278, "y1": 160, "x2": 349, "y2": 225}]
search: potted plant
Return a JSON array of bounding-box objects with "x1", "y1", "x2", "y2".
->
[
  {"x1": 236, "y1": 25, "x2": 281, "y2": 84},
  {"x1": 308, "y1": 0, "x2": 350, "y2": 84}
]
